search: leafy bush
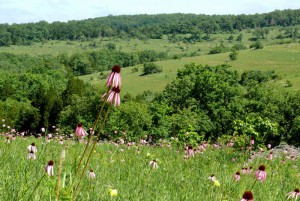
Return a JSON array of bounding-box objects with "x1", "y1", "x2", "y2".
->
[
  {"x1": 143, "y1": 63, "x2": 162, "y2": 75},
  {"x1": 250, "y1": 41, "x2": 264, "y2": 49},
  {"x1": 231, "y1": 43, "x2": 247, "y2": 51},
  {"x1": 209, "y1": 44, "x2": 231, "y2": 54},
  {"x1": 229, "y1": 50, "x2": 238, "y2": 61}
]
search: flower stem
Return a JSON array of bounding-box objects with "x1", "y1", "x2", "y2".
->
[{"x1": 72, "y1": 104, "x2": 112, "y2": 200}]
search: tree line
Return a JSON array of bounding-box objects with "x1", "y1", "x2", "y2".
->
[{"x1": 1, "y1": 9, "x2": 300, "y2": 46}]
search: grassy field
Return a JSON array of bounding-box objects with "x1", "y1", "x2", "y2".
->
[
  {"x1": 0, "y1": 135, "x2": 299, "y2": 200},
  {"x1": 81, "y1": 42, "x2": 300, "y2": 95},
  {"x1": 0, "y1": 28, "x2": 292, "y2": 57}
]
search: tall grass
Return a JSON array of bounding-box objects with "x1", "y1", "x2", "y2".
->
[{"x1": 0, "y1": 136, "x2": 299, "y2": 200}]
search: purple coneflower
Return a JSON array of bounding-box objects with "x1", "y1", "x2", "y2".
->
[
  {"x1": 250, "y1": 137, "x2": 255, "y2": 145},
  {"x1": 88, "y1": 169, "x2": 96, "y2": 179},
  {"x1": 208, "y1": 174, "x2": 215, "y2": 181},
  {"x1": 27, "y1": 143, "x2": 37, "y2": 153},
  {"x1": 106, "y1": 65, "x2": 121, "y2": 88},
  {"x1": 187, "y1": 145, "x2": 194, "y2": 157},
  {"x1": 102, "y1": 87, "x2": 121, "y2": 106},
  {"x1": 75, "y1": 123, "x2": 87, "y2": 138},
  {"x1": 235, "y1": 171, "x2": 241, "y2": 181},
  {"x1": 27, "y1": 150, "x2": 36, "y2": 160},
  {"x1": 5, "y1": 137, "x2": 10, "y2": 143},
  {"x1": 240, "y1": 190, "x2": 254, "y2": 201},
  {"x1": 286, "y1": 188, "x2": 300, "y2": 200},
  {"x1": 268, "y1": 152, "x2": 273, "y2": 160},
  {"x1": 255, "y1": 164, "x2": 267, "y2": 182},
  {"x1": 248, "y1": 166, "x2": 253, "y2": 174},
  {"x1": 45, "y1": 160, "x2": 54, "y2": 176},
  {"x1": 149, "y1": 159, "x2": 159, "y2": 169}
]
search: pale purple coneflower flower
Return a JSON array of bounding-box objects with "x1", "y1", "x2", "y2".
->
[
  {"x1": 119, "y1": 138, "x2": 124, "y2": 144},
  {"x1": 27, "y1": 150, "x2": 36, "y2": 160},
  {"x1": 149, "y1": 159, "x2": 159, "y2": 169},
  {"x1": 88, "y1": 169, "x2": 96, "y2": 179},
  {"x1": 240, "y1": 190, "x2": 254, "y2": 201},
  {"x1": 227, "y1": 140, "x2": 234, "y2": 147},
  {"x1": 255, "y1": 164, "x2": 267, "y2": 182},
  {"x1": 250, "y1": 137, "x2": 255, "y2": 145},
  {"x1": 286, "y1": 188, "x2": 300, "y2": 200},
  {"x1": 75, "y1": 123, "x2": 87, "y2": 139},
  {"x1": 235, "y1": 171, "x2": 241, "y2": 181},
  {"x1": 250, "y1": 153, "x2": 255, "y2": 160},
  {"x1": 27, "y1": 143, "x2": 37, "y2": 153},
  {"x1": 106, "y1": 65, "x2": 121, "y2": 88},
  {"x1": 208, "y1": 174, "x2": 215, "y2": 181},
  {"x1": 59, "y1": 139, "x2": 64, "y2": 144},
  {"x1": 45, "y1": 160, "x2": 54, "y2": 176},
  {"x1": 248, "y1": 166, "x2": 253, "y2": 174},
  {"x1": 5, "y1": 137, "x2": 10, "y2": 143},
  {"x1": 268, "y1": 152, "x2": 273, "y2": 160},
  {"x1": 102, "y1": 87, "x2": 121, "y2": 106},
  {"x1": 187, "y1": 145, "x2": 194, "y2": 157}
]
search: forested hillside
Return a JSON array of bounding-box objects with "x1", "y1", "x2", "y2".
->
[
  {"x1": 1, "y1": 9, "x2": 300, "y2": 147},
  {"x1": 0, "y1": 9, "x2": 300, "y2": 45}
]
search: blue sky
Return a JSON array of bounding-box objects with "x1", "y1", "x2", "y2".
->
[{"x1": 1, "y1": 0, "x2": 300, "y2": 24}]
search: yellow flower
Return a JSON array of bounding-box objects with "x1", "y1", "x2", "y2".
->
[
  {"x1": 109, "y1": 189, "x2": 118, "y2": 197},
  {"x1": 214, "y1": 180, "x2": 220, "y2": 187}
]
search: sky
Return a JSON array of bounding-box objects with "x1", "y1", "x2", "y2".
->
[{"x1": 0, "y1": 0, "x2": 300, "y2": 24}]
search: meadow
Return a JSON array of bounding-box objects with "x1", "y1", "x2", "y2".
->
[
  {"x1": 81, "y1": 42, "x2": 300, "y2": 95},
  {"x1": 1, "y1": 134, "x2": 299, "y2": 201}
]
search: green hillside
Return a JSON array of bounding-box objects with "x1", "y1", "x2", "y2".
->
[{"x1": 80, "y1": 43, "x2": 300, "y2": 95}]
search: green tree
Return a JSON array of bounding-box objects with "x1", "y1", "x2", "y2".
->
[{"x1": 143, "y1": 62, "x2": 162, "y2": 75}]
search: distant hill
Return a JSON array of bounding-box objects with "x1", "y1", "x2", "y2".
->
[{"x1": 0, "y1": 9, "x2": 300, "y2": 46}]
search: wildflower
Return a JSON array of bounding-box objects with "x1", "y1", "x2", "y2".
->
[
  {"x1": 248, "y1": 167, "x2": 253, "y2": 174},
  {"x1": 106, "y1": 65, "x2": 121, "y2": 88},
  {"x1": 240, "y1": 190, "x2": 254, "y2": 201},
  {"x1": 109, "y1": 188, "x2": 118, "y2": 197},
  {"x1": 255, "y1": 164, "x2": 267, "y2": 182},
  {"x1": 227, "y1": 140, "x2": 234, "y2": 147},
  {"x1": 250, "y1": 137, "x2": 255, "y2": 145},
  {"x1": 235, "y1": 171, "x2": 241, "y2": 181},
  {"x1": 119, "y1": 138, "x2": 124, "y2": 144},
  {"x1": 5, "y1": 137, "x2": 10, "y2": 143},
  {"x1": 102, "y1": 87, "x2": 121, "y2": 106},
  {"x1": 208, "y1": 174, "x2": 215, "y2": 181},
  {"x1": 75, "y1": 123, "x2": 88, "y2": 138},
  {"x1": 88, "y1": 169, "x2": 96, "y2": 179},
  {"x1": 45, "y1": 160, "x2": 54, "y2": 176},
  {"x1": 287, "y1": 188, "x2": 300, "y2": 200},
  {"x1": 27, "y1": 150, "x2": 36, "y2": 160},
  {"x1": 149, "y1": 159, "x2": 159, "y2": 169},
  {"x1": 27, "y1": 143, "x2": 37, "y2": 153},
  {"x1": 187, "y1": 145, "x2": 194, "y2": 157},
  {"x1": 267, "y1": 143, "x2": 272, "y2": 149},
  {"x1": 59, "y1": 139, "x2": 64, "y2": 145},
  {"x1": 268, "y1": 152, "x2": 273, "y2": 160}
]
